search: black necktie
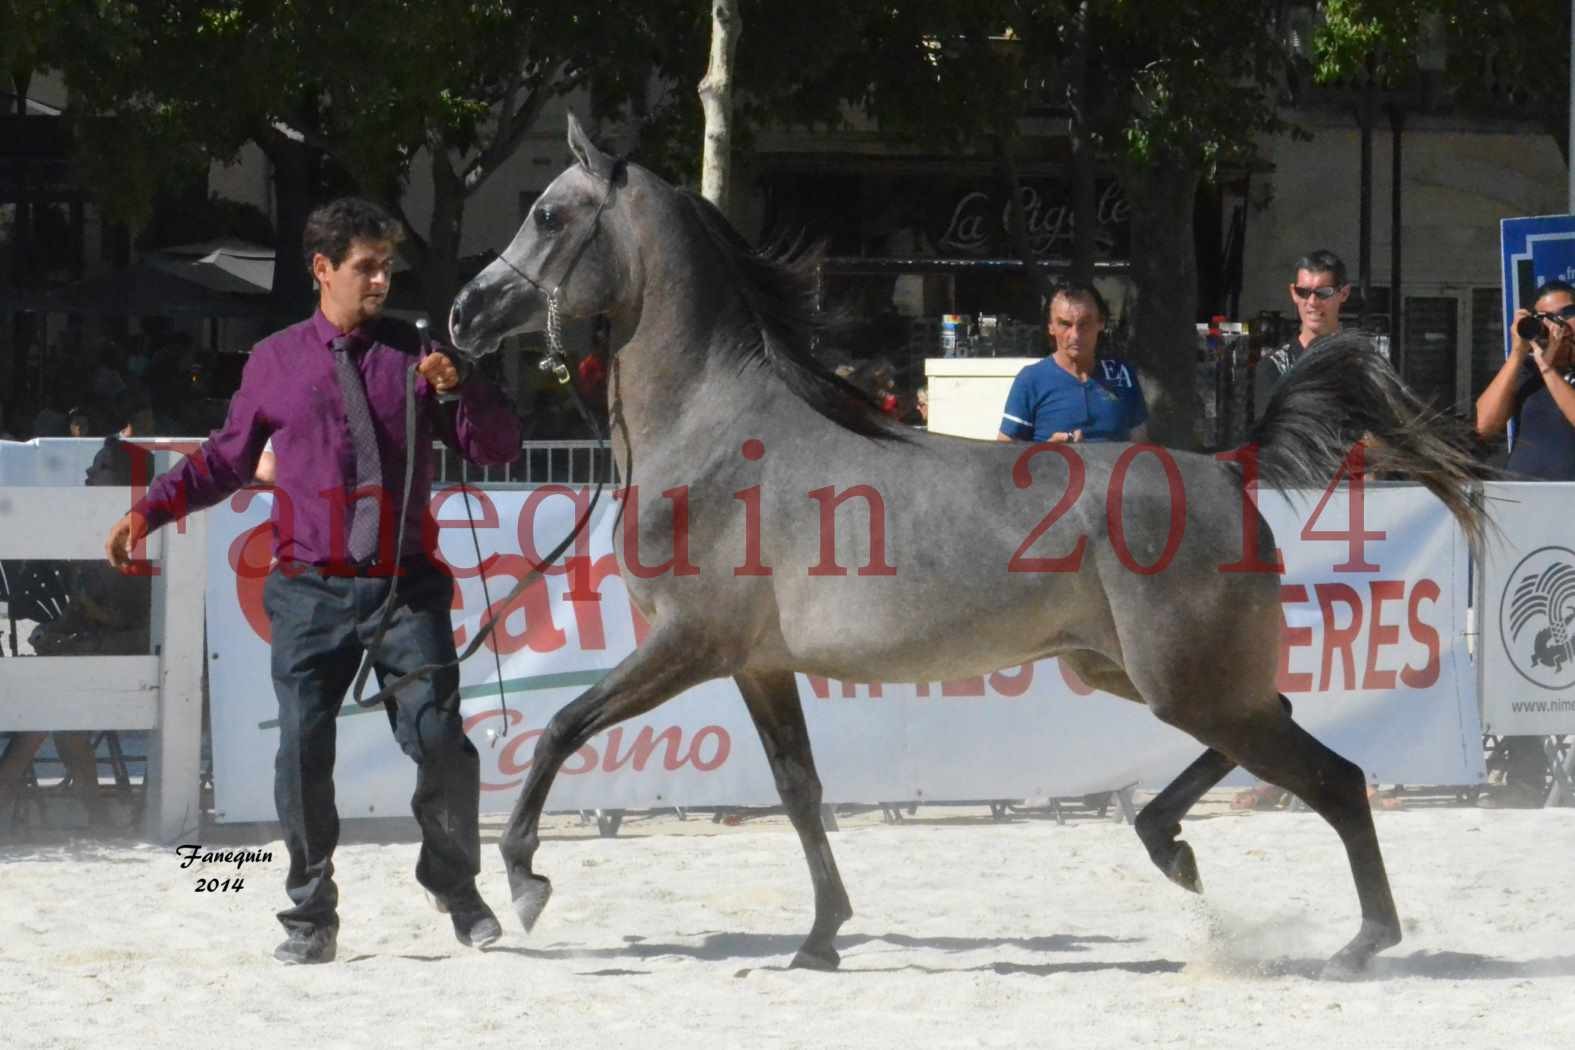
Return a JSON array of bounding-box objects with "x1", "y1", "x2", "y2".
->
[{"x1": 331, "y1": 335, "x2": 383, "y2": 563}]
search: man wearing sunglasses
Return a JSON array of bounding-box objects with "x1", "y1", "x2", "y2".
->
[
  {"x1": 1239, "y1": 253, "x2": 1356, "y2": 811},
  {"x1": 1252, "y1": 249, "x2": 1351, "y2": 421},
  {"x1": 1473, "y1": 278, "x2": 1575, "y2": 808}
]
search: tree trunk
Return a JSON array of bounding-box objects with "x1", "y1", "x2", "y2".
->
[
  {"x1": 1357, "y1": 59, "x2": 1375, "y2": 329},
  {"x1": 1065, "y1": 1, "x2": 1098, "y2": 285},
  {"x1": 698, "y1": 0, "x2": 741, "y2": 214},
  {"x1": 993, "y1": 126, "x2": 1049, "y2": 327},
  {"x1": 1123, "y1": 151, "x2": 1202, "y2": 449},
  {"x1": 1067, "y1": 132, "x2": 1098, "y2": 287},
  {"x1": 424, "y1": 148, "x2": 466, "y2": 334},
  {"x1": 259, "y1": 131, "x2": 317, "y2": 320}
]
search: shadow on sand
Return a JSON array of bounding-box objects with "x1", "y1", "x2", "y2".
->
[
  {"x1": 358, "y1": 930, "x2": 1575, "y2": 983},
  {"x1": 471, "y1": 929, "x2": 1183, "y2": 976},
  {"x1": 1188, "y1": 950, "x2": 1575, "y2": 982}
]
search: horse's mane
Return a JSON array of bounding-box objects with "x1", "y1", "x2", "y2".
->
[{"x1": 676, "y1": 189, "x2": 905, "y2": 441}]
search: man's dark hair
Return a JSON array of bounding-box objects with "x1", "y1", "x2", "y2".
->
[
  {"x1": 1048, "y1": 281, "x2": 1109, "y2": 322},
  {"x1": 1293, "y1": 249, "x2": 1348, "y2": 287},
  {"x1": 301, "y1": 197, "x2": 404, "y2": 275},
  {"x1": 1533, "y1": 278, "x2": 1575, "y2": 303},
  {"x1": 86, "y1": 434, "x2": 150, "y2": 487},
  {"x1": 66, "y1": 405, "x2": 96, "y2": 433}
]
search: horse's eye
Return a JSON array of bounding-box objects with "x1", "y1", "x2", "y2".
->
[{"x1": 535, "y1": 205, "x2": 560, "y2": 232}]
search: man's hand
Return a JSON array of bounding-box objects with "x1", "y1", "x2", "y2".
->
[
  {"x1": 418, "y1": 351, "x2": 463, "y2": 394},
  {"x1": 1049, "y1": 429, "x2": 1084, "y2": 443},
  {"x1": 1533, "y1": 342, "x2": 1571, "y2": 382},
  {"x1": 105, "y1": 511, "x2": 149, "y2": 573},
  {"x1": 1534, "y1": 314, "x2": 1572, "y2": 376},
  {"x1": 1511, "y1": 309, "x2": 1539, "y2": 357}
]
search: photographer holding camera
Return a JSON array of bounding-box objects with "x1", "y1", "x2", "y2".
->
[
  {"x1": 1474, "y1": 277, "x2": 1575, "y2": 808},
  {"x1": 1477, "y1": 278, "x2": 1575, "y2": 479}
]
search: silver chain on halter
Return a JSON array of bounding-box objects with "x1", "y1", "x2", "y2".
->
[
  {"x1": 538, "y1": 287, "x2": 571, "y2": 385},
  {"x1": 492, "y1": 157, "x2": 624, "y2": 391}
]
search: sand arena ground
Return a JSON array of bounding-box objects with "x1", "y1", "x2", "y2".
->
[{"x1": 2, "y1": 797, "x2": 1573, "y2": 1050}]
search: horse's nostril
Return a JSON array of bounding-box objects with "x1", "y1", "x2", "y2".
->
[{"x1": 450, "y1": 291, "x2": 469, "y2": 331}]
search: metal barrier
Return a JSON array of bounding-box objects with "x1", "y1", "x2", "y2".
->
[
  {"x1": 431, "y1": 440, "x2": 616, "y2": 486},
  {"x1": 0, "y1": 486, "x2": 205, "y2": 842},
  {"x1": 0, "y1": 436, "x2": 618, "y2": 488}
]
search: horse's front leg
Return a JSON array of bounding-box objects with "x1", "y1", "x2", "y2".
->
[
  {"x1": 735, "y1": 671, "x2": 853, "y2": 970},
  {"x1": 498, "y1": 625, "x2": 721, "y2": 932}
]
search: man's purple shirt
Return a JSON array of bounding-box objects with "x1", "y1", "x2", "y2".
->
[{"x1": 135, "y1": 309, "x2": 522, "y2": 565}]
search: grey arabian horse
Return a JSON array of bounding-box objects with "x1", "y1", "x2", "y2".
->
[{"x1": 449, "y1": 115, "x2": 1489, "y2": 978}]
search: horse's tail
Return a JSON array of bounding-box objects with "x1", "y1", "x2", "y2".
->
[{"x1": 1240, "y1": 331, "x2": 1494, "y2": 544}]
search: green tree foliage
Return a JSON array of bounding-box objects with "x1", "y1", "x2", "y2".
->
[
  {"x1": 738, "y1": 0, "x2": 1300, "y2": 444},
  {"x1": 726, "y1": 0, "x2": 1565, "y2": 444},
  {"x1": 45, "y1": 1, "x2": 702, "y2": 318},
  {"x1": 26, "y1": 0, "x2": 1567, "y2": 425},
  {"x1": 1445, "y1": 0, "x2": 1570, "y2": 160},
  {"x1": 1313, "y1": 0, "x2": 1571, "y2": 161}
]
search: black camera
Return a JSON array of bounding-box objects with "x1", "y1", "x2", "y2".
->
[{"x1": 1516, "y1": 311, "x2": 1566, "y2": 342}]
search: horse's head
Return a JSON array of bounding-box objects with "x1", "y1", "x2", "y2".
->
[{"x1": 449, "y1": 114, "x2": 632, "y2": 359}]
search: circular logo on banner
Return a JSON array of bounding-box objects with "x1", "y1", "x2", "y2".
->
[{"x1": 1499, "y1": 545, "x2": 1575, "y2": 691}]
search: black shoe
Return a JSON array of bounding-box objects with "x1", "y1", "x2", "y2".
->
[
  {"x1": 437, "y1": 885, "x2": 502, "y2": 949},
  {"x1": 273, "y1": 926, "x2": 337, "y2": 965}
]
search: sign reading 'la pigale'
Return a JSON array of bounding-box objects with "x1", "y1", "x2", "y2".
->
[{"x1": 929, "y1": 179, "x2": 1131, "y2": 261}]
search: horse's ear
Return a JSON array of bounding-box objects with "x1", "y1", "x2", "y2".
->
[{"x1": 566, "y1": 112, "x2": 618, "y2": 182}]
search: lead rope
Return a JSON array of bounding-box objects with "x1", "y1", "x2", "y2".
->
[
  {"x1": 462, "y1": 460, "x2": 510, "y2": 742},
  {"x1": 348, "y1": 360, "x2": 613, "y2": 716}
]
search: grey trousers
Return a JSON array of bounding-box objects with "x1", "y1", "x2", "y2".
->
[{"x1": 263, "y1": 558, "x2": 480, "y2": 934}]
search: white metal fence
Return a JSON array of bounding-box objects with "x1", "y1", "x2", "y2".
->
[
  {"x1": 432, "y1": 440, "x2": 616, "y2": 485},
  {"x1": 0, "y1": 486, "x2": 205, "y2": 842}
]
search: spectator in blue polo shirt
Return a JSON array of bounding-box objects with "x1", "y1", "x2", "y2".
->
[{"x1": 997, "y1": 283, "x2": 1147, "y2": 445}]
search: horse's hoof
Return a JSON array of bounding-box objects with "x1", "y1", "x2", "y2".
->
[
  {"x1": 1320, "y1": 922, "x2": 1400, "y2": 980},
  {"x1": 511, "y1": 876, "x2": 553, "y2": 933},
  {"x1": 1319, "y1": 948, "x2": 1370, "y2": 982},
  {"x1": 790, "y1": 945, "x2": 841, "y2": 972},
  {"x1": 1164, "y1": 842, "x2": 1202, "y2": 894}
]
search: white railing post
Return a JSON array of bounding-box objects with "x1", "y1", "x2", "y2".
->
[
  {"x1": 145, "y1": 513, "x2": 207, "y2": 844},
  {"x1": 0, "y1": 474, "x2": 208, "y2": 843}
]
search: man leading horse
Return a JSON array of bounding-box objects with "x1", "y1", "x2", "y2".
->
[{"x1": 104, "y1": 197, "x2": 522, "y2": 964}]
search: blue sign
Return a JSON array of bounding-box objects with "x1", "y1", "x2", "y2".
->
[
  {"x1": 1500, "y1": 215, "x2": 1575, "y2": 447},
  {"x1": 1501, "y1": 213, "x2": 1575, "y2": 355}
]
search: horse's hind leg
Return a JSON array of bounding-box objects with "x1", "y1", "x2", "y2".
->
[
  {"x1": 1134, "y1": 748, "x2": 1236, "y2": 893},
  {"x1": 1209, "y1": 695, "x2": 1401, "y2": 978},
  {"x1": 497, "y1": 626, "x2": 717, "y2": 933},
  {"x1": 1135, "y1": 700, "x2": 1295, "y2": 891},
  {"x1": 1059, "y1": 650, "x2": 1236, "y2": 894},
  {"x1": 734, "y1": 672, "x2": 853, "y2": 971}
]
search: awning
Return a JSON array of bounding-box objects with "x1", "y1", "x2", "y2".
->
[
  {"x1": 0, "y1": 260, "x2": 274, "y2": 318},
  {"x1": 151, "y1": 239, "x2": 276, "y2": 295}
]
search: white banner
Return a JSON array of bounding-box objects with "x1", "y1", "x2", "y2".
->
[
  {"x1": 1477, "y1": 481, "x2": 1575, "y2": 735},
  {"x1": 0, "y1": 438, "x2": 106, "y2": 485},
  {"x1": 205, "y1": 483, "x2": 1481, "y2": 823}
]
